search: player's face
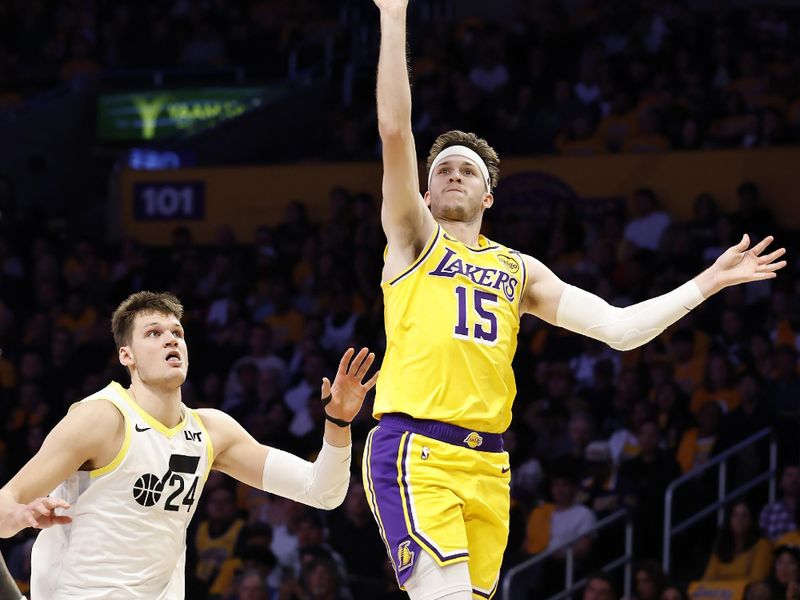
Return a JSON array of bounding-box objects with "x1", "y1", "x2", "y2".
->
[
  {"x1": 425, "y1": 158, "x2": 493, "y2": 222},
  {"x1": 122, "y1": 311, "x2": 189, "y2": 389}
]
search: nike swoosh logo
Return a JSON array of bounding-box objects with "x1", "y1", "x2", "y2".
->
[
  {"x1": 502, "y1": 466, "x2": 511, "y2": 474},
  {"x1": 135, "y1": 424, "x2": 151, "y2": 432}
]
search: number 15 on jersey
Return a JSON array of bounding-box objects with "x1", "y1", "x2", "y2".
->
[{"x1": 453, "y1": 285, "x2": 498, "y2": 345}]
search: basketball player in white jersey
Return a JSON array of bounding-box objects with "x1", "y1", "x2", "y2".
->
[{"x1": 0, "y1": 291, "x2": 378, "y2": 599}]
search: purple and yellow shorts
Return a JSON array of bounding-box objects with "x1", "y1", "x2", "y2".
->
[{"x1": 362, "y1": 413, "x2": 511, "y2": 599}]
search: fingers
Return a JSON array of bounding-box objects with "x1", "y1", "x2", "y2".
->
[
  {"x1": 354, "y1": 350, "x2": 376, "y2": 381},
  {"x1": 321, "y1": 376, "x2": 331, "y2": 397},
  {"x1": 346, "y1": 347, "x2": 370, "y2": 375},
  {"x1": 758, "y1": 247, "x2": 786, "y2": 264},
  {"x1": 24, "y1": 511, "x2": 38, "y2": 528},
  {"x1": 52, "y1": 515, "x2": 72, "y2": 526},
  {"x1": 761, "y1": 260, "x2": 787, "y2": 273},
  {"x1": 750, "y1": 235, "x2": 774, "y2": 256},
  {"x1": 22, "y1": 497, "x2": 70, "y2": 529},
  {"x1": 42, "y1": 497, "x2": 70, "y2": 511},
  {"x1": 734, "y1": 233, "x2": 750, "y2": 251},
  {"x1": 363, "y1": 370, "x2": 381, "y2": 392},
  {"x1": 337, "y1": 347, "x2": 355, "y2": 375}
]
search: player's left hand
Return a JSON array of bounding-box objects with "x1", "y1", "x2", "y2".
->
[
  {"x1": 322, "y1": 347, "x2": 379, "y2": 425},
  {"x1": 710, "y1": 234, "x2": 786, "y2": 289}
]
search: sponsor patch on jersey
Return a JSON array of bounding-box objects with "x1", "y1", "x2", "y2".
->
[{"x1": 497, "y1": 254, "x2": 520, "y2": 273}]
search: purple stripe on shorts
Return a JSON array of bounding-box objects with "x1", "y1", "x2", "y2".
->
[
  {"x1": 365, "y1": 426, "x2": 425, "y2": 586},
  {"x1": 379, "y1": 413, "x2": 504, "y2": 452},
  {"x1": 366, "y1": 425, "x2": 470, "y2": 587}
]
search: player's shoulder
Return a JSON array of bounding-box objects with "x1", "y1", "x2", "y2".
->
[
  {"x1": 194, "y1": 408, "x2": 241, "y2": 436},
  {"x1": 66, "y1": 396, "x2": 125, "y2": 431},
  {"x1": 49, "y1": 395, "x2": 125, "y2": 457},
  {"x1": 194, "y1": 408, "x2": 244, "y2": 455}
]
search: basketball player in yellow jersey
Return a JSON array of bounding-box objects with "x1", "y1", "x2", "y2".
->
[
  {"x1": 0, "y1": 291, "x2": 378, "y2": 600},
  {"x1": 367, "y1": 1, "x2": 788, "y2": 598}
]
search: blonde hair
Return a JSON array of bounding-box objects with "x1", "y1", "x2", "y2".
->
[{"x1": 111, "y1": 291, "x2": 184, "y2": 349}]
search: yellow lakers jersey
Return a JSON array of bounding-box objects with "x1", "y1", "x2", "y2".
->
[{"x1": 374, "y1": 225, "x2": 527, "y2": 433}]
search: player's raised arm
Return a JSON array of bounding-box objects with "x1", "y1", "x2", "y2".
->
[
  {"x1": 374, "y1": 0, "x2": 436, "y2": 261},
  {"x1": 0, "y1": 401, "x2": 122, "y2": 538},
  {"x1": 199, "y1": 347, "x2": 378, "y2": 510},
  {"x1": 522, "y1": 234, "x2": 786, "y2": 351}
]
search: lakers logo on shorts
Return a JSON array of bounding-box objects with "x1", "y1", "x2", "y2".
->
[
  {"x1": 463, "y1": 432, "x2": 483, "y2": 449},
  {"x1": 397, "y1": 540, "x2": 415, "y2": 571}
]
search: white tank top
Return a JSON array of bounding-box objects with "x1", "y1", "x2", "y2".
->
[{"x1": 30, "y1": 382, "x2": 214, "y2": 600}]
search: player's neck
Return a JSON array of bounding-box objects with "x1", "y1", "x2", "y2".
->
[
  {"x1": 128, "y1": 381, "x2": 183, "y2": 428},
  {"x1": 437, "y1": 219, "x2": 482, "y2": 248}
]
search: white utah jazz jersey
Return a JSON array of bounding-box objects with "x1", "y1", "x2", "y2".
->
[{"x1": 31, "y1": 382, "x2": 213, "y2": 600}]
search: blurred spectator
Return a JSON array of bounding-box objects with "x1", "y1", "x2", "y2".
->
[
  {"x1": 660, "y1": 586, "x2": 688, "y2": 600},
  {"x1": 583, "y1": 571, "x2": 618, "y2": 600},
  {"x1": 526, "y1": 460, "x2": 597, "y2": 558},
  {"x1": 760, "y1": 466, "x2": 800, "y2": 542},
  {"x1": 195, "y1": 486, "x2": 246, "y2": 588},
  {"x1": 633, "y1": 560, "x2": 668, "y2": 600},
  {"x1": 623, "y1": 189, "x2": 672, "y2": 252},
  {"x1": 677, "y1": 401, "x2": 722, "y2": 474},
  {"x1": 765, "y1": 545, "x2": 800, "y2": 600},
  {"x1": 690, "y1": 353, "x2": 741, "y2": 415},
  {"x1": 621, "y1": 421, "x2": 681, "y2": 560},
  {"x1": 702, "y1": 502, "x2": 772, "y2": 584}
]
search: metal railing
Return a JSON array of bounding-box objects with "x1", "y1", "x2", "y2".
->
[
  {"x1": 662, "y1": 427, "x2": 777, "y2": 573},
  {"x1": 501, "y1": 509, "x2": 633, "y2": 600}
]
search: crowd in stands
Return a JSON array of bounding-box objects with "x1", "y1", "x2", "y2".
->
[
  {"x1": 4, "y1": 1, "x2": 800, "y2": 159},
  {"x1": 1, "y1": 1, "x2": 800, "y2": 599},
  {"x1": 0, "y1": 174, "x2": 798, "y2": 599}
]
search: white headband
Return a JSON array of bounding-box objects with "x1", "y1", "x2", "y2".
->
[{"x1": 428, "y1": 145, "x2": 491, "y2": 192}]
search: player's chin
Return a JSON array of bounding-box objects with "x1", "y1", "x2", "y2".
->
[{"x1": 164, "y1": 368, "x2": 188, "y2": 386}]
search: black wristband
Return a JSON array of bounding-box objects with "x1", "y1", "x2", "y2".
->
[{"x1": 321, "y1": 394, "x2": 351, "y2": 428}]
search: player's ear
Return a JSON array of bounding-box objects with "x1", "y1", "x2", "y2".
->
[
  {"x1": 119, "y1": 345, "x2": 134, "y2": 367},
  {"x1": 423, "y1": 191, "x2": 431, "y2": 207},
  {"x1": 483, "y1": 192, "x2": 494, "y2": 209}
]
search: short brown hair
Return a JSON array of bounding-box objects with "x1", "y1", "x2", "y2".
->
[
  {"x1": 111, "y1": 291, "x2": 184, "y2": 349},
  {"x1": 426, "y1": 130, "x2": 500, "y2": 190}
]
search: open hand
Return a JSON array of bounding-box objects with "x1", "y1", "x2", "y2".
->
[
  {"x1": 16, "y1": 497, "x2": 71, "y2": 531},
  {"x1": 710, "y1": 234, "x2": 786, "y2": 289},
  {"x1": 322, "y1": 348, "x2": 379, "y2": 424}
]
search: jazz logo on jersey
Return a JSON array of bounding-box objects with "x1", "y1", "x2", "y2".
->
[
  {"x1": 397, "y1": 541, "x2": 415, "y2": 571},
  {"x1": 429, "y1": 248, "x2": 519, "y2": 302},
  {"x1": 463, "y1": 432, "x2": 483, "y2": 449}
]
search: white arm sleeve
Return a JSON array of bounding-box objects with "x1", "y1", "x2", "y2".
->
[
  {"x1": 261, "y1": 440, "x2": 351, "y2": 510},
  {"x1": 556, "y1": 280, "x2": 705, "y2": 351}
]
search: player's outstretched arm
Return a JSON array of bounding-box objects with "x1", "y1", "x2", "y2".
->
[
  {"x1": 521, "y1": 235, "x2": 786, "y2": 351},
  {"x1": 0, "y1": 401, "x2": 122, "y2": 538},
  {"x1": 201, "y1": 347, "x2": 378, "y2": 510},
  {"x1": 373, "y1": 0, "x2": 436, "y2": 268}
]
